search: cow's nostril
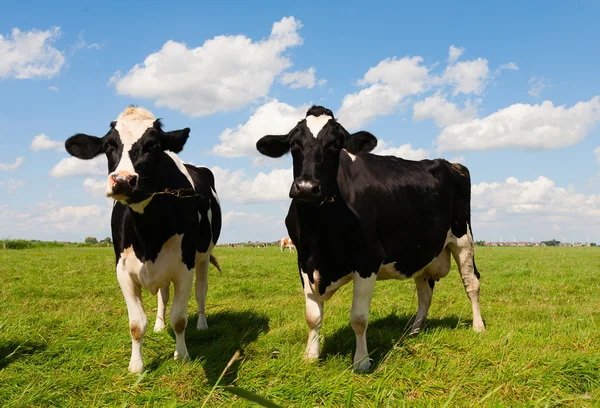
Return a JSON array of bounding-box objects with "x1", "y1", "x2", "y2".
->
[
  {"x1": 310, "y1": 181, "x2": 321, "y2": 194},
  {"x1": 128, "y1": 176, "x2": 138, "y2": 187}
]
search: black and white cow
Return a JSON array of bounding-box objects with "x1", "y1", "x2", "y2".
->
[
  {"x1": 256, "y1": 106, "x2": 484, "y2": 372},
  {"x1": 65, "y1": 106, "x2": 222, "y2": 373}
]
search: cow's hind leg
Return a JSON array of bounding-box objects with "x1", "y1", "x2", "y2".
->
[
  {"x1": 449, "y1": 229, "x2": 485, "y2": 332},
  {"x1": 410, "y1": 277, "x2": 434, "y2": 335},
  {"x1": 351, "y1": 273, "x2": 377, "y2": 372},
  {"x1": 154, "y1": 284, "x2": 169, "y2": 332},
  {"x1": 171, "y1": 267, "x2": 194, "y2": 361},
  {"x1": 117, "y1": 266, "x2": 147, "y2": 374},
  {"x1": 195, "y1": 255, "x2": 209, "y2": 330}
]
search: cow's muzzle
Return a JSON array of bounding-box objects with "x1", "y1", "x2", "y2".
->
[
  {"x1": 290, "y1": 178, "x2": 323, "y2": 202},
  {"x1": 107, "y1": 173, "x2": 138, "y2": 198}
]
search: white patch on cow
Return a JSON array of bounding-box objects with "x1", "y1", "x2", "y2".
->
[
  {"x1": 343, "y1": 149, "x2": 357, "y2": 162},
  {"x1": 301, "y1": 270, "x2": 323, "y2": 360},
  {"x1": 351, "y1": 272, "x2": 377, "y2": 372},
  {"x1": 164, "y1": 151, "x2": 195, "y2": 189},
  {"x1": 210, "y1": 186, "x2": 220, "y2": 206},
  {"x1": 129, "y1": 194, "x2": 155, "y2": 214},
  {"x1": 112, "y1": 107, "x2": 156, "y2": 179},
  {"x1": 310, "y1": 269, "x2": 352, "y2": 301},
  {"x1": 305, "y1": 114, "x2": 332, "y2": 138}
]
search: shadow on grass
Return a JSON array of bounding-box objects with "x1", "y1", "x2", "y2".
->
[
  {"x1": 0, "y1": 340, "x2": 47, "y2": 370},
  {"x1": 150, "y1": 310, "x2": 269, "y2": 384},
  {"x1": 321, "y1": 313, "x2": 460, "y2": 370}
]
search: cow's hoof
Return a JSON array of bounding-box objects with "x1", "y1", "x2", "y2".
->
[
  {"x1": 196, "y1": 315, "x2": 208, "y2": 330},
  {"x1": 128, "y1": 360, "x2": 144, "y2": 374},
  {"x1": 153, "y1": 321, "x2": 166, "y2": 332},
  {"x1": 352, "y1": 358, "x2": 372, "y2": 373},
  {"x1": 409, "y1": 326, "x2": 421, "y2": 336},
  {"x1": 174, "y1": 351, "x2": 190, "y2": 362},
  {"x1": 304, "y1": 351, "x2": 319, "y2": 361},
  {"x1": 473, "y1": 324, "x2": 486, "y2": 333}
]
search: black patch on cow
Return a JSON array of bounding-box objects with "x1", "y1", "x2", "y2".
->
[{"x1": 428, "y1": 278, "x2": 435, "y2": 290}]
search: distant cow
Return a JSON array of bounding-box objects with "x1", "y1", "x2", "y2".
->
[
  {"x1": 65, "y1": 106, "x2": 222, "y2": 373},
  {"x1": 280, "y1": 237, "x2": 295, "y2": 252},
  {"x1": 256, "y1": 106, "x2": 484, "y2": 372}
]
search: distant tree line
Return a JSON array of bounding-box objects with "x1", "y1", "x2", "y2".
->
[{"x1": 1, "y1": 237, "x2": 113, "y2": 250}]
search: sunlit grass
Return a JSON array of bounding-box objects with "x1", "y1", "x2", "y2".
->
[{"x1": 1, "y1": 246, "x2": 599, "y2": 406}]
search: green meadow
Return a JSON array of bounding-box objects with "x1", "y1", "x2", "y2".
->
[{"x1": 1, "y1": 246, "x2": 599, "y2": 407}]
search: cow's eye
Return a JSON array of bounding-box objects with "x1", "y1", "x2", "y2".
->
[
  {"x1": 142, "y1": 142, "x2": 159, "y2": 154},
  {"x1": 290, "y1": 140, "x2": 301, "y2": 151}
]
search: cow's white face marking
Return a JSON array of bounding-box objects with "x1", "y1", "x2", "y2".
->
[
  {"x1": 306, "y1": 115, "x2": 332, "y2": 138},
  {"x1": 106, "y1": 107, "x2": 156, "y2": 197}
]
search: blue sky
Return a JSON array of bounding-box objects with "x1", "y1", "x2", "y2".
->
[{"x1": 1, "y1": 1, "x2": 599, "y2": 244}]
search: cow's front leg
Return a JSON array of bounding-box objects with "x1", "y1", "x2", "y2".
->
[
  {"x1": 154, "y1": 284, "x2": 169, "y2": 332},
  {"x1": 171, "y1": 267, "x2": 194, "y2": 361},
  {"x1": 351, "y1": 272, "x2": 376, "y2": 372},
  {"x1": 301, "y1": 271, "x2": 324, "y2": 361},
  {"x1": 195, "y1": 256, "x2": 209, "y2": 330},
  {"x1": 117, "y1": 267, "x2": 147, "y2": 374}
]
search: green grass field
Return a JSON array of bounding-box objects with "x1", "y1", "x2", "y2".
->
[{"x1": 1, "y1": 246, "x2": 599, "y2": 407}]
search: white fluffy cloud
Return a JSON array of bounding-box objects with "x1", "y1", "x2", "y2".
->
[
  {"x1": 31, "y1": 133, "x2": 63, "y2": 151},
  {"x1": 436, "y1": 96, "x2": 600, "y2": 152},
  {"x1": 448, "y1": 45, "x2": 464, "y2": 64},
  {"x1": 83, "y1": 178, "x2": 106, "y2": 196},
  {"x1": 211, "y1": 100, "x2": 307, "y2": 160},
  {"x1": 442, "y1": 57, "x2": 489, "y2": 96},
  {"x1": 212, "y1": 166, "x2": 292, "y2": 204},
  {"x1": 0, "y1": 157, "x2": 24, "y2": 171},
  {"x1": 280, "y1": 67, "x2": 322, "y2": 89},
  {"x1": 337, "y1": 56, "x2": 431, "y2": 130},
  {"x1": 594, "y1": 146, "x2": 600, "y2": 164},
  {"x1": 412, "y1": 93, "x2": 478, "y2": 127},
  {"x1": 371, "y1": 140, "x2": 429, "y2": 160},
  {"x1": 112, "y1": 17, "x2": 303, "y2": 117},
  {"x1": 0, "y1": 27, "x2": 65, "y2": 79},
  {"x1": 50, "y1": 156, "x2": 106, "y2": 178},
  {"x1": 472, "y1": 176, "x2": 600, "y2": 239},
  {"x1": 0, "y1": 200, "x2": 111, "y2": 240}
]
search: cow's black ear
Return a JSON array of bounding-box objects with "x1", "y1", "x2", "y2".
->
[
  {"x1": 345, "y1": 131, "x2": 377, "y2": 154},
  {"x1": 256, "y1": 135, "x2": 290, "y2": 158},
  {"x1": 162, "y1": 128, "x2": 190, "y2": 153},
  {"x1": 65, "y1": 134, "x2": 105, "y2": 159}
]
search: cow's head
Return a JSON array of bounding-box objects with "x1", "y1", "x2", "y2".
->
[
  {"x1": 256, "y1": 106, "x2": 377, "y2": 205},
  {"x1": 64, "y1": 106, "x2": 190, "y2": 206}
]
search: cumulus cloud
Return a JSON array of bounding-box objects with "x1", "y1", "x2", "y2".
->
[
  {"x1": 528, "y1": 76, "x2": 547, "y2": 98},
  {"x1": 280, "y1": 67, "x2": 321, "y2": 89},
  {"x1": 211, "y1": 100, "x2": 307, "y2": 160},
  {"x1": 0, "y1": 27, "x2": 65, "y2": 79},
  {"x1": 436, "y1": 96, "x2": 600, "y2": 151},
  {"x1": 448, "y1": 45, "x2": 464, "y2": 64},
  {"x1": 412, "y1": 93, "x2": 478, "y2": 127},
  {"x1": 112, "y1": 17, "x2": 303, "y2": 117},
  {"x1": 31, "y1": 133, "x2": 63, "y2": 151},
  {"x1": 48, "y1": 85, "x2": 59, "y2": 92},
  {"x1": 212, "y1": 166, "x2": 292, "y2": 204},
  {"x1": 337, "y1": 56, "x2": 431, "y2": 130},
  {"x1": 442, "y1": 57, "x2": 489, "y2": 96},
  {"x1": 595, "y1": 146, "x2": 600, "y2": 164},
  {"x1": 372, "y1": 140, "x2": 429, "y2": 160},
  {"x1": 0, "y1": 200, "x2": 111, "y2": 240},
  {"x1": 83, "y1": 178, "x2": 106, "y2": 196},
  {"x1": 0, "y1": 157, "x2": 24, "y2": 171},
  {"x1": 50, "y1": 156, "x2": 106, "y2": 178},
  {"x1": 472, "y1": 176, "x2": 600, "y2": 239},
  {"x1": 0, "y1": 178, "x2": 25, "y2": 194}
]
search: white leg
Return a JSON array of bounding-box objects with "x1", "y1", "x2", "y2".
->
[
  {"x1": 171, "y1": 267, "x2": 194, "y2": 361},
  {"x1": 351, "y1": 273, "x2": 377, "y2": 372},
  {"x1": 154, "y1": 284, "x2": 169, "y2": 332},
  {"x1": 280, "y1": 244, "x2": 283, "y2": 252},
  {"x1": 117, "y1": 264, "x2": 147, "y2": 374},
  {"x1": 450, "y1": 230, "x2": 485, "y2": 332},
  {"x1": 195, "y1": 256, "x2": 209, "y2": 330},
  {"x1": 301, "y1": 271, "x2": 324, "y2": 361},
  {"x1": 410, "y1": 277, "x2": 434, "y2": 335}
]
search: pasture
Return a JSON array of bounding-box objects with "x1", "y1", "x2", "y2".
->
[{"x1": 1, "y1": 246, "x2": 599, "y2": 407}]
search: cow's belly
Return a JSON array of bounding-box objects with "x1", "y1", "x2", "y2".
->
[{"x1": 120, "y1": 234, "x2": 191, "y2": 295}]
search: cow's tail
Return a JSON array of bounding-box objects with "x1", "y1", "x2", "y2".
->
[{"x1": 210, "y1": 254, "x2": 222, "y2": 272}]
